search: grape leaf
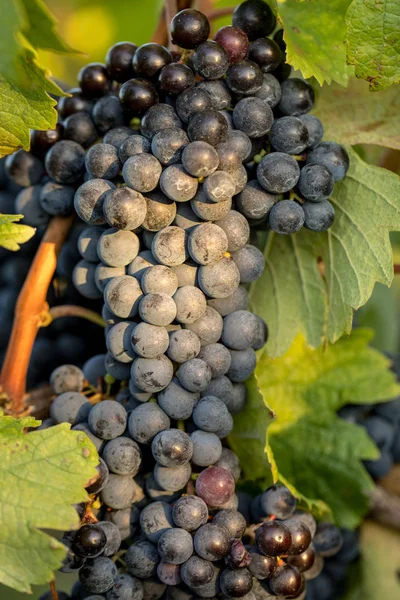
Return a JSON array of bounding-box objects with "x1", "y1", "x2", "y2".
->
[
  {"x1": 346, "y1": 0, "x2": 400, "y2": 90},
  {"x1": 0, "y1": 414, "x2": 98, "y2": 593},
  {"x1": 19, "y1": 0, "x2": 78, "y2": 53},
  {"x1": 249, "y1": 149, "x2": 400, "y2": 357},
  {"x1": 276, "y1": 0, "x2": 351, "y2": 86},
  {"x1": 312, "y1": 78, "x2": 400, "y2": 149},
  {"x1": 229, "y1": 330, "x2": 399, "y2": 528},
  {"x1": 0, "y1": 0, "x2": 69, "y2": 156},
  {"x1": 0, "y1": 214, "x2": 36, "y2": 251}
]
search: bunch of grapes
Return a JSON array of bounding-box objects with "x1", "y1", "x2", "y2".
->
[
  {"x1": 3, "y1": 2, "x2": 351, "y2": 598},
  {"x1": 44, "y1": 356, "x2": 344, "y2": 600}
]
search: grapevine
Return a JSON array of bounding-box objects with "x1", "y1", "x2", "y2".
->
[{"x1": 0, "y1": 1, "x2": 399, "y2": 600}]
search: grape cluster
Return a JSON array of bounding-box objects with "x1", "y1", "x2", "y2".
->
[
  {"x1": 5, "y1": 2, "x2": 348, "y2": 240},
  {"x1": 44, "y1": 358, "x2": 344, "y2": 600},
  {"x1": 4, "y1": 2, "x2": 350, "y2": 598}
]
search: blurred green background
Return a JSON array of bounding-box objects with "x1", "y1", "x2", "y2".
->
[{"x1": 2, "y1": 0, "x2": 400, "y2": 598}]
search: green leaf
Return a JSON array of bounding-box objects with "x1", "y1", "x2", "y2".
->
[
  {"x1": 18, "y1": 0, "x2": 78, "y2": 53},
  {"x1": 229, "y1": 374, "x2": 278, "y2": 483},
  {"x1": 250, "y1": 149, "x2": 400, "y2": 357},
  {"x1": 276, "y1": 0, "x2": 351, "y2": 86},
  {"x1": 346, "y1": 0, "x2": 400, "y2": 90},
  {"x1": 0, "y1": 214, "x2": 35, "y2": 251},
  {"x1": 312, "y1": 77, "x2": 400, "y2": 149},
  {"x1": 0, "y1": 414, "x2": 98, "y2": 593},
  {"x1": 0, "y1": 0, "x2": 69, "y2": 156},
  {"x1": 229, "y1": 330, "x2": 399, "y2": 528}
]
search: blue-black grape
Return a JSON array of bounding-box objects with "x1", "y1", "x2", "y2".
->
[
  {"x1": 193, "y1": 41, "x2": 230, "y2": 80},
  {"x1": 125, "y1": 540, "x2": 160, "y2": 578},
  {"x1": 85, "y1": 143, "x2": 120, "y2": 179},
  {"x1": 123, "y1": 154, "x2": 162, "y2": 193},
  {"x1": 232, "y1": 0, "x2": 276, "y2": 40},
  {"x1": 167, "y1": 329, "x2": 201, "y2": 363},
  {"x1": 131, "y1": 322, "x2": 170, "y2": 358},
  {"x1": 39, "y1": 181, "x2": 75, "y2": 216},
  {"x1": 64, "y1": 111, "x2": 97, "y2": 148},
  {"x1": 98, "y1": 228, "x2": 140, "y2": 267},
  {"x1": 45, "y1": 140, "x2": 86, "y2": 184},
  {"x1": 103, "y1": 186, "x2": 147, "y2": 230},
  {"x1": 74, "y1": 178, "x2": 115, "y2": 225},
  {"x1": 220, "y1": 567, "x2": 253, "y2": 598},
  {"x1": 15, "y1": 185, "x2": 49, "y2": 227},
  {"x1": 140, "y1": 501, "x2": 174, "y2": 543},
  {"x1": 92, "y1": 95, "x2": 125, "y2": 133},
  {"x1": 279, "y1": 78, "x2": 315, "y2": 116},
  {"x1": 306, "y1": 141, "x2": 349, "y2": 182},
  {"x1": 170, "y1": 9, "x2": 210, "y2": 49},
  {"x1": 303, "y1": 200, "x2": 335, "y2": 232},
  {"x1": 231, "y1": 244, "x2": 264, "y2": 283},
  {"x1": 158, "y1": 528, "x2": 194, "y2": 564},
  {"x1": 106, "y1": 573, "x2": 144, "y2": 600},
  {"x1": 298, "y1": 164, "x2": 334, "y2": 202},
  {"x1": 299, "y1": 115, "x2": 324, "y2": 148},
  {"x1": 103, "y1": 436, "x2": 142, "y2": 475},
  {"x1": 50, "y1": 391, "x2": 91, "y2": 425},
  {"x1": 190, "y1": 430, "x2": 222, "y2": 466},
  {"x1": 232, "y1": 97, "x2": 273, "y2": 138},
  {"x1": 187, "y1": 110, "x2": 229, "y2": 146},
  {"x1": 257, "y1": 153, "x2": 300, "y2": 194},
  {"x1": 96, "y1": 521, "x2": 122, "y2": 557},
  {"x1": 270, "y1": 116, "x2": 309, "y2": 154},
  {"x1": 88, "y1": 400, "x2": 127, "y2": 439},
  {"x1": 176, "y1": 87, "x2": 213, "y2": 123},
  {"x1": 104, "y1": 275, "x2": 143, "y2": 319},
  {"x1": 269, "y1": 200, "x2": 305, "y2": 235},
  {"x1": 5, "y1": 149, "x2": 43, "y2": 187},
  {"x1": 152, "y1": 428, "x2": 193, "y2": 467},
  {"x1": 50, "y1": 364, "x2": 84, "y2": 394},
  {"x1": 128, "y1": 402, "x2": 170, "y2": 444},
  {"x1": 194, "y1": 523, "x2": 231, "y2": 561},
  {"x1": 157, "y1": 378, "x2": 198, "y2": 420},
  {"x1": 153, "y1": 462, "x2": 192, "y2": 492},
  {"x1": 79, "y1": 556, "x2": 118, "y2": 594}
]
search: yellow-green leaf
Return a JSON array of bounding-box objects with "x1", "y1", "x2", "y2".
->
[
  {"x1": 0, "y1": 213, "x2": 35, "y2": 251},
  {"x1": 346, "y1": 0, "x2": 400, "y2": 90},
  {"x1": 0, "y1": 0, "x2": 70, "y2": 156},
  {"x1": 229, "y1": 330, "x2": 399, "y2": 528},
  {"x1": 0, "y1": 415, "x2": 98, "y2": 593},
  {"x1": 313, "y1": 77, "x2": 400, "y2": 149},
  {"x1": 277, "y1": 0, "x2": 351, "y2": 86},
  {"x1": 19, "y1": 0, "x2": 78, "y2": 54}
]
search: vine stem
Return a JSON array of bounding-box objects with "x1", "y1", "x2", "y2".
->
[
  {"x1": 50, "y1": 580, "x2": 58, "y2": 600},
  {"x1": 42, "y1": 305, "x2": 105, "y2": 328},
  {"x1": 0, "y1": 216, "x2": 74, "y2": 414},
  {"x1": 165, "y1": 0, "x2": 179, "y2": 50},
  {"x1": 205, "y1": 7, "x2": 235, "y2": 21},
  {"x1": 394, "y1": 264, "x2": 400, "y2": 274}
]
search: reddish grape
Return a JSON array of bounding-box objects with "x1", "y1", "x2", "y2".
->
[
  {"x1": 214, "y1": 26, "x2": 249, "y2": 63},
  {"x1": 195, "y1": 466, "x2": 235, "y2": 506}
]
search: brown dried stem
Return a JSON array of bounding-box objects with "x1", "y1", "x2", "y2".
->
[
  {"x1": 0, "y1": 216, "x2": 74, "y2": 414},
  {"x1": 50, "y1": 580, "x2": 58, "y2": 600}
]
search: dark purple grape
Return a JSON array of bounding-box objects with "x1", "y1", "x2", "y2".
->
[
  {"x1": 170, "y1": 9, "x2": 210, "y2": 49},
  {"x1": 226, "y1": 60, "x2": 263, "y2": 95},
  {"x1": 73, "y1": 524, "x2": 107, "y2": 558},
  {"x1": 159, "y1": 63, "x2": 195, "y2": 96},
  {"x1": 119, "y1": 78, "x2": 159, "y2": 116},
  {"x1": 220, "y1": 567, "x2": 253, "y2": 598},
  {"x1": 232, "y1": 0, "x2": 276, "y2": 40},
  {"x1": 248, "y1": 38, "x2": 282, "y2": 73},
  {"x1": 30, "y1": 124, "x2": 63, "y2": 157},
  {"x1": 269, "y1": 564, "x2": 303, "y2": 597},
  {"x1": 193, "y1": 41, "x2": 230, "y2": 80},
  {"x1": 78, "y1": 63, "x2": 110, "y2": 97},
  {"x1": 106, "y1": 41, "x2": 137, "y2": 82},
  {"x1": 287, "y1": 545, "x2": 316, "y2": 572},
  {"x1": 256, "y1": 520, "x2": 292, "y2": 556},
  {"x1": 248, "y1": 548, "x2": 276, "y2": 579},
  {"x1": 214, "y1": 26, "x2": 249, "y2": 63},
  {"x1": 188, "y1": 110, "x2": 229, "y2": 146},
  {"x1": 274, "y1": 29, "x2": 286, "y2": 52},
  {"x1": 57, "y1": 88, "x2": 93, "y2": 119},
  {"x1": 133, "y1": 43, "x2": 172, "y2": 78},
  {"x1": 279, "y1": 78, "x2": 315, "y2": 116},
  {"x1": 176, "y1": 87, "x2": 213, "y2": 123}
]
